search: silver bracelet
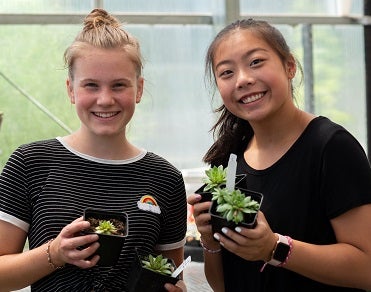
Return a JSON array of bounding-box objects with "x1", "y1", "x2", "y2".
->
[{"x1": 199, "y1": 237, "x2": 221, "y2": 254}]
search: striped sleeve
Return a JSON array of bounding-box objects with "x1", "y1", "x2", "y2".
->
[{"x1": 0, "y1": 146, "x2": 31, "y2": 230}]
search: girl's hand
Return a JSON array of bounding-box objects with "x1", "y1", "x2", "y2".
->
[
  {"x1": 187, "y1": 194, "x2": 212, "y2": 234},
  {"x1": 187, "y1": 194, "x2": 221, "y2": 251},
  {"x1": 213, "y1": 211, "x2": 277, "y2": 262},
  {"x1": 49, "y1": 217, "x2": 100, "y2": 269},
  {"x1": 164, "y1": 279, "x2": 187, "y2": 292}
]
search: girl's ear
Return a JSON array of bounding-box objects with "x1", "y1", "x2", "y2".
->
[
  {"x1": 66, "y1": 79, "x2": 75, "y2": 104},
  {"x1": 135, "y1": 77, "x2": 144, "y2": 104},
  {"x1": 286, "y1": 56, "x2": 297, "y2": 80}
]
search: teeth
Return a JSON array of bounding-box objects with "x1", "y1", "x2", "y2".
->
[
  {"x1": 240, "y1": 93, "x2": 264, "y2": 104},
  {"x1": 94, "y1": 112, "x2": 117, "y2": 118}
]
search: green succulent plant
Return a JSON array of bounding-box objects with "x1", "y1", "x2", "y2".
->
[
  {"x1": 212, "y1": 188, "x2": 260, "y2": 224},
  {"x1": 141, "y1": 254, "x2": 174, "y2": 276},
  {"x1": 95, "y1": 220, "x2": 118, "y2": 235},
  {"x1": 203, "y1": 165, "x2": 227, "y2": 192}
]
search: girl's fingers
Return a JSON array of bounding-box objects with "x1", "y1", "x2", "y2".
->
[
  {"x1": 58, "y1": 236, "x2": 100, "y2": 267},
  {"x1": 61, "y1": 219, "x2": 90, "y2": 238},
  {"x1": 71, "y1": 216, "x2": 84, "y2": 223},
  {"x1": 187, "y1": 193, "x2": 202, "y2": 205},
  {"x1": 74, "y1": 254, "x2": 100, "y2": 269},
  {"x1": 66, "y1": 241, "x2": 100, "y2": 261},
  {"x1": 193, "y1": 202, "x2": 211, "y2": 217}
]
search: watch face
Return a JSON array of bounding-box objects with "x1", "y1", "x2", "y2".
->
[{"x1": 274, "y1": 242, "x2": 290, "y2": 262}]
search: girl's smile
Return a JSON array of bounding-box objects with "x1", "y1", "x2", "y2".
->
[
  {"x1": 67, "y1": 46, "x2": 143, "y2": 139},
  {"x1": 213, "y1": 30, "x2": 294, "y2": 123},
  {"x1": 92, "y1": 111, "x2": 120, "y2": 118},
  {"x1": 239, "y1": 92, "x2": 266, "y2": 104}
]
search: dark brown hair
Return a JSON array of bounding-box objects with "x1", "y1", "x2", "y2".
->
[{"x1": 203, "y1": 19, "x2": 302, "y2": 166}]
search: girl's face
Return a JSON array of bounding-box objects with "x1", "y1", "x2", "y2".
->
[
  {"x1": 213, "y1": 30, "x2": 295, "y2": 124},
  {"x1": 66, "y1": 46, "x2": 143, "y2": 138}
]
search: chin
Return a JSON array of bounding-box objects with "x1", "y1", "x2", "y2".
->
[{"x1": 93, "y1": 130, "x2": 120, "y2": 137}]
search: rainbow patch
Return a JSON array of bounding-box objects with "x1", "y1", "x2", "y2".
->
[
  {"x1": 140, "y1": 195, "x2": 158, "y2": 206},
  {"x1": 137, "y1": 195, "x2": 161, "y2": 214}
]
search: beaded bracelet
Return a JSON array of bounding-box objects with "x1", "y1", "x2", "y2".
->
[
  {"x1": 46, "y1": 238, "x2": 65, "y2": 270},
  {"x1": 199, "y1": 237, "x2": 221, "y2": 254}
]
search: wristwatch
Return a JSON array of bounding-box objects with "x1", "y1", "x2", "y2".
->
[{"x1": 267, "y1": 233, "x2": 291, "y2": 266}]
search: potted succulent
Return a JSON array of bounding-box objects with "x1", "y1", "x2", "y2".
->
[
  {"x1": 195, "y1": 165, "x2": 247, "y2": 202},
  {"x1": 197, "y1": 164, "x2": 263, "y2": 234},
  {"x1": 127, "y1": 250, "x2": 179, "y2": 292},
  {"x1": 209, "y1": 186, "x2": 263, "y2": 234},
  {"x1": 83, "y1": 208, "x2": 128, "y2": 266},
  {"x1": 190, "y1": 165, "x2": 250, "y2": 256}
]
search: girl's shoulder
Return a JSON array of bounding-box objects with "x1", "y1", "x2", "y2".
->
[
  {"x1": 144, "y1": 152, "x2": 179, "y2": 169},
  {"x1": 302, "y1": 116, "x2": 349, "y2": 146},
  {"x1": 307, "y1": 116, "x2": 345, "y2": 137},
  {"x1": 143, "y1": 152, "x2": 183, "y2": 178},
  {"x1": 301, "y1": 116, "x2": 364, "y2": 156},
  {"x1": 16, "y1": 138, "x2": 64, "y2": 154}
]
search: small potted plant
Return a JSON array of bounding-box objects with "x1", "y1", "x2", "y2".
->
[
  {"x1": 83, "y1": 208, "x2": 128, "y2": 266},
  {"x1": 195, "y1": 165, "x2": 247, "y2": 202},
  {"x1": 198, "y1": 164, "x2": 263, "y2": 234},
  {"x1": 210, "y1": 186, "x2": 263, "y2": 234},
  {"x1": 127, "y1": 250, "x2": 179, "y2": 292}
]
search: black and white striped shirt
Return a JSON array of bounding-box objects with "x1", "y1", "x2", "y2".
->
[{"x1": 0, "y1": 138, "x2": 187, "y2": 291}]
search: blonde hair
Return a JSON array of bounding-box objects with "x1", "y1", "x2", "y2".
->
[{"x1": 64, "y1": 8, "x2": 143, "y2": 79}]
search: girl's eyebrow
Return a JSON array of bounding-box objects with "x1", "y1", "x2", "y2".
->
[
  {"x1": 80, "y1": 78, "x2": 96, "y2": 82},
  {"x1": 214, "y1": 47, "x2": 268, "y2": 70},
  {"x1": 79, "y1": 78, "x2": 130, "y2": 83}
]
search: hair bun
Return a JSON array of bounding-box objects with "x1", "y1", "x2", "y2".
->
[{"x1": 83, "y1": 8, "x2": 120, "y2": 30}]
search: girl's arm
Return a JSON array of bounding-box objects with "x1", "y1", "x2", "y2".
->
[
  {"x1": 187, "y1": 193, "x2": 225, "y2": 292},
  {"x1": 217, "y1": 205, "x2": 371, "y2": 290},
  {"x1": 285, "y1": 204, "x2": 371, "y2": 289},
  {"x1": 0, "y1": 218, "x2": 100, "y2": 291},
  {"x1": 201, "y1": 238, "x2": 225, "y2": 292},
  {"x1": 0, "y1": 220, "x2": 52, "y2": 291}
]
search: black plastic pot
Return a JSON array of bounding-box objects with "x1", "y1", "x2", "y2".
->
[
  {"x1": 127, "y1": 250, "x2": 179, "y2": 292},
  {"x1": 195, "y1": 173, "x2": 247, "y2": 203},
  {"x1": 83, "y1": 208, "x2": 128, "y2": 266},
  {"x1": 209, "y1": 188, "x2": 263, "y2": 235}
]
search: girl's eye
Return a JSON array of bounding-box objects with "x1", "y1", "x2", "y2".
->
[
  {"x1": 85, "y1": 83, "x2": 98, "y2": 88},
  {"x1": 114, "y1": 83, "x2": 125, "y2": 88},
  {"x1": 112, "y1": 83, "x2": 127, "y2": 90},
  {"x1": 219, "y1": 69, "x2": 233, "y2": 78},
  {"x1": 250, "y1": 59, "x2": 263, "y2": 67}
]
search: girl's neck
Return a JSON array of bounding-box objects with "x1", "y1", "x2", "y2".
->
[
  {"x1": 62, "y1": 130, "x2": 141, "y2": 160},
  {"x1": 250, "y1": 108, "x2": 314, "y2": 147},
  {"x1": 244, "y1": 109, "x2": 315, "y2": 170}
]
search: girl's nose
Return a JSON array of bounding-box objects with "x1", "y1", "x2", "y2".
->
[
  {"x1": 236, "y1": 70, "x2": 255, "y2": 89},
  {"x1": 97, "y1": 89, "x2": 115, "y2": 105}
]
